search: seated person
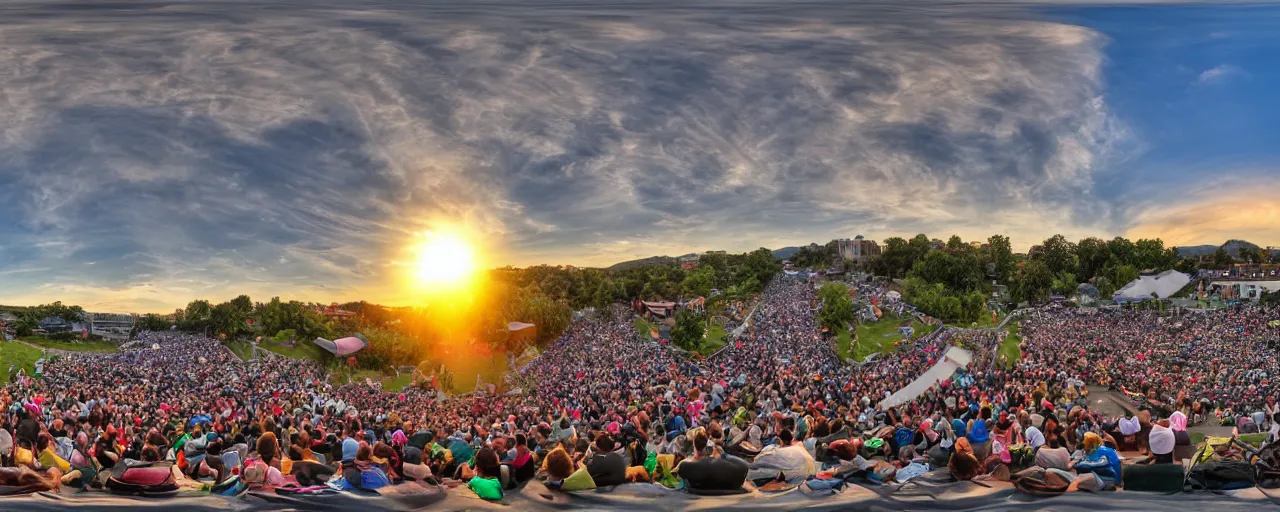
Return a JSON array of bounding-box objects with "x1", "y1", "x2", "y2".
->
[
  {"x1": 541, "y1": 446, "x2": 576, "y2": 490},
  {"x1": 1145, "y1": 421, "x2": 1175, "y2": 465},
  {"x1": 505, "y1": 434, "x2": 536, "y2": 483},
  {"x1": 584, "y1": 435, "x2": 627, "y2": 487},
  {"x1": 400, "y1": 447, "x2": 432, "y2": 482},
  {"x1": 467, "y1": 448, "x2": 504, "y2": 500},
  {"x1": 675, "y1": 432, "x2": 748, "y2": 494},
  {"x1": 948, "y1": 438, "x2": 982, "y2": 481},
  {"x1": 1033, "y1": 437, "x2": 1071, "y2": 471},
  {"x1": 1072, "y1": 432, "x2": 1122, "y2": 491}
]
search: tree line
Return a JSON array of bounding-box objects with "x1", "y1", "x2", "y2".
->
[{"x1": 862, "y1": 233, "x2": 1244, "y2": 323}]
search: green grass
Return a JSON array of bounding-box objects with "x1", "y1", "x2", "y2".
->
[
  {"x1": 968, "y1": 309, "x2": 1003, "y2": 329},
  {"x1": 1189, "y1": 432, "x2": 1268, "y2": 447},
  {"x1": 257, "y1": 338, "x2": 331, "y2": 361},
  {"x1": 835, "y1": 327, "x2": 855, "y2": 360},
  {"x1": 997, "y1": 320, "x2": 1023, "y2": 366},
  {"x1": 225, "y1": 340, "x2": 255, "y2": 361},
  {"x1": 695, "y1": 322, "x2": 728, "y2": 356},
  {"x1": 633, "y1": 317, "x2": 656, "y2": 341},
  {"x1": 1, "y1": 341, "x2": 44, "y2": 384},
  {"x1": 22, "y1": 336, "x2": 119, "y2": 353},
  {"x1": 384, "y1": 372, "x2": 415, "y2": 392},
  {"x1": 849, "y1": 316, "x2": 938, "y2": 362}
]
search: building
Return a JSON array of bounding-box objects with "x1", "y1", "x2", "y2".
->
[
  {"x1": 87, "y1": 312, "x2": 136, "y2": 340},
  {"x1": 836, "y1": 235, "x2": 882, "y2": 264},
  {"x1": 316, "y1": 303, "x2": 358, "y2": 320}
]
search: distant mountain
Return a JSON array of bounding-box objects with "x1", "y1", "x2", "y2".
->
[
  {"x1": 772, "y1": 246, "x2": 803, "y2": 260},
  {"x1": 1175, "y1": 239, "x2": 1261, "y2": 258},
  {"x1": 607, "y1": 255, "x2": 676, "y2": 272}
]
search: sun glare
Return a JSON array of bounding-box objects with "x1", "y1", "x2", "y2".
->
[{"x1": 412, "y1": 232, "x2": 478, "y2": 288}]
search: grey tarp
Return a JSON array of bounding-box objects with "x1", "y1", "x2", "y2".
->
[{"x1": 4, "y1": 470, "x2": 1279, "y2": 511}]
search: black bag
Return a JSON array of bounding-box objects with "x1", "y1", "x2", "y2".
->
[
  {"x1": 1123, "y1": 463, "x2": 1184, "y2": 493},
  {"x1": 1256, "y1": 440, "x2": 1280, "y2": 489},
  {"x1": 1186, "y1": 461, "x2": 1257, "y2": 492}
]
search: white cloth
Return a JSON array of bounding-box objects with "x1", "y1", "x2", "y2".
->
[
  {"x1": 1119, "y1": 416, "x2": 1141, "y2": 436},
  {"x1": 1025, "y1": 426, "x2": 1045, "y2": 450},
  {"x1": 1149, "y1": 424, "x2": 1175, "y2": 455}
]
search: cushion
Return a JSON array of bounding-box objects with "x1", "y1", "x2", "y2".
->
[{"x1": 560, "y1": 466, "x2": 597, "y2": 491}]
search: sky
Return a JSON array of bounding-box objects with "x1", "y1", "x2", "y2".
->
[{"x1": 0, "y1": 0, "x2": 1277, "y2": 312}]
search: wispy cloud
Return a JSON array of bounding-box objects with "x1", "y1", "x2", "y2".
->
[
  {"x1": 0, "y1": 1, "x2": 1165, "y2": 311},
  {"x1": 1196, "y1": 64, "x2": 1245, "y2": 84}
]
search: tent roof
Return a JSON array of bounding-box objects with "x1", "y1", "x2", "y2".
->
[{"x1": 1114, "y1": 270, "x2": 1191, "y2": 300}]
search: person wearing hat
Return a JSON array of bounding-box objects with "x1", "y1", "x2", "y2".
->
[
  {"x1": 1072, "y1": 432, "x2": 1122, "y2": 491},
  {"x1": 584, "y1": 434, "x2": 627, "y2": 487},
  {"x1": 1145, "y1": 420, "x2": 1176, "y2": 465}
]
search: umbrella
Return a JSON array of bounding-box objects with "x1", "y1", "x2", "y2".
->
[{"x1": 190, "y1": 415, "x2": 211, "y2": 426}]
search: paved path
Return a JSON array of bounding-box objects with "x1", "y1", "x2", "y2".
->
[{"x1": 11, "y1": 339, "x2": 74, "y2": 357}]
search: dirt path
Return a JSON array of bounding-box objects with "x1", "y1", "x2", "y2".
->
[{"x1": 13, "y1": 339, "x2": 73, "y2": 357}]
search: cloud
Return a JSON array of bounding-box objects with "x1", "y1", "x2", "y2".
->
[
  {"x1": 0, "y1": 2, "x2": 1138, "y2": 310},
  {"x1": 1196, "y1": 64, "x2": 1245, "y2": 84},
  {"x1": 1124, "y1": 173, "x2": 1280, "y2": 247}
]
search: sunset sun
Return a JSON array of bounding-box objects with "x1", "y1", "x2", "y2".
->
[{"x1": 411, "y1": 232, "x2": 477, "y2": 287}]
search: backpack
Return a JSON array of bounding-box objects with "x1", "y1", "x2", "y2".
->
[
  {"x1": 1257, "y1": 440, "x2": 1280, "y2": 489},
  {"x1": 1011, "y1": 467, "x2": 1071, "y2": 497},
  {"x1": 1186, "y1": 461, "x2": 1257, "y2": 492}
]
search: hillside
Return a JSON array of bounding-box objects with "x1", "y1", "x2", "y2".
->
[
  {"x1": 1175, "y1": 239, "x2": 1262, "y2": 258},
  {"x1": 771, "y1": 246, "x2": 803, "y2": 260},
  {"x1": 607, "y1": 255, "x2": 677, "y2": 272}
]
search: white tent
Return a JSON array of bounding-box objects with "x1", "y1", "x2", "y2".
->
[
  {"x1": 1113, "y1": 270, "x2": 1191, "y2": 302},
  {"x1": 878, "y1": 346, "x2": 972, "y2": 409}
]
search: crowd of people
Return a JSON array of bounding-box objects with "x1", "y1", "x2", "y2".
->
[{"x1": 2, "y1": 276, "x2": 1277, "y2": 501}]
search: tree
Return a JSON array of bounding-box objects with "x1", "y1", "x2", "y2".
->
[
  {"x1": 1174, "y1": 258, "x2": 1199, "y2": 274},
  {"x1": 1133, "y1": 238, "x2": 1174, "y2": 270},
  {"x1": 817, "y1": 283, "x2": 854, "y2": 333},
  {"x1": 1095, "y1": 276, "x2": 1115, "y2": 299},
  {"x1": 1213, "y1": 247, "x2": 1233, "y2": 268},
  {"x1": 1018, "y1": 259, "x2": 1053, "y2": 304},
  {"x1": 1106, "y1": 237, "x2": 1136, "y2": 267},
  {"x1": 670, "y1": 309, "x2": 706, "y2": 352},
  {"x1": 1038, "y1": 234, "x2": 1078, "y2": 277},
  {"x1": 946, "y1": 235, "x2": 968, "y2": 253},
  {"x1": 875, "y1": 237, "x2": 913, "y2": 278},
  {"x1": 1076, "y1": 237, "x2": 1109, "y2": 282},
  {"x1": 988, "y1": 235, "x2": 1014, "y2": 283},
  {"x1": 1051, "y1": 272, "x2": 1078, "y2": 297},
  {"x1": 1240, "y1": 246, "x2": 1266, "y2": 265},
  {"x1": 681, "y1": 266, "x2": 716, "y2": 298},
  {"x1": 1105, "y1": 263, "x2": 1140, "y2": 292},
  {"x1": 184, "y1": 300, "x2": 212, "y2": 331}
]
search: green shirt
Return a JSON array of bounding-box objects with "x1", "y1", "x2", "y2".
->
[{"x1": 468, "y1": 476, "x2": 503, "y2": 500}]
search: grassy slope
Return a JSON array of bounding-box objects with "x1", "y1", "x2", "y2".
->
[
  {"x1": 695, "y1": 322, "x2": 728, "y2": 356},
  {"x1": 23, "y1": 336, "x2": 120, "y2": 353},
  {"x1": 847, "y1": 316, "x2": 937, "y2": 362},
  {"x1": 633, "y1": 317, "x2": 656, "y2": 341},
  {"x1": 1, "y1": 342, "x2": 43, "y2": 384},
  {"x1": 999, "y1": 320, "x2": 1023, "y2": 366},
  {"x1": 258, "y1": 338, "x2": 331, "y2": 361}
]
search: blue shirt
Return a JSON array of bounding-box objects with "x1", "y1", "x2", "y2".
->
[{"x1": 1074, "y1": 446, "x2": 1123, "y2": 484}]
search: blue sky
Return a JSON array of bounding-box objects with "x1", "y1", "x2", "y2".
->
[{"x1": 0, "y1": 0, "x2": 1276, "y2": 312}]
